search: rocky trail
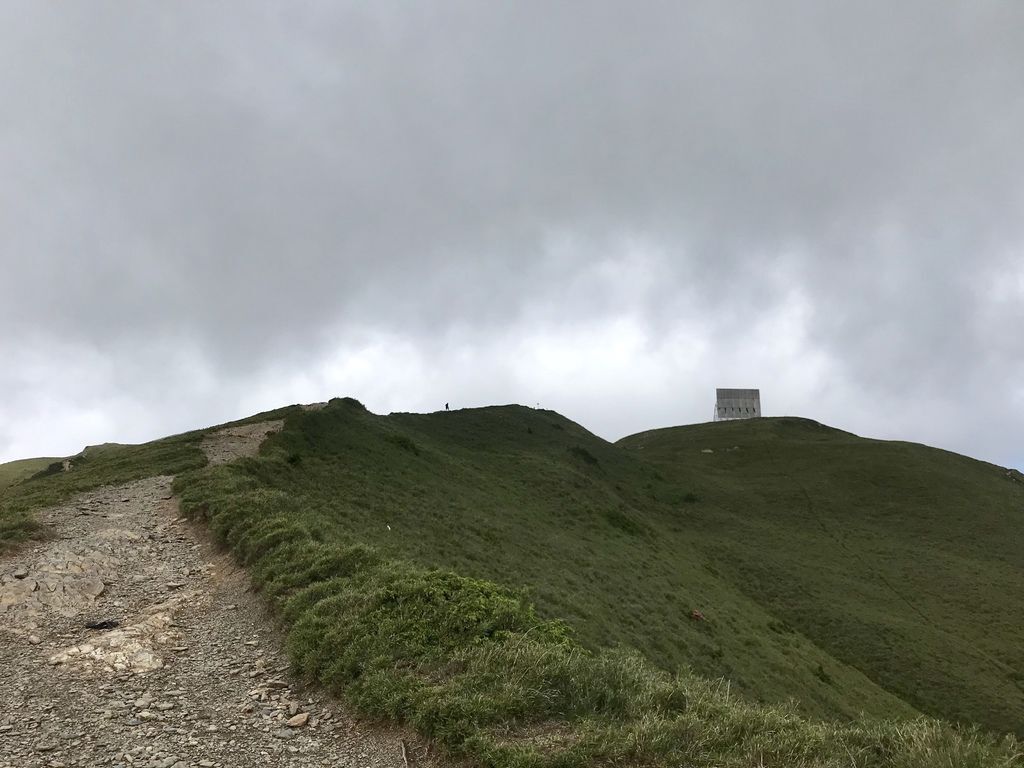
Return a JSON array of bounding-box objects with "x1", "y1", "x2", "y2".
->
[{"x1": 0, "y1": 423, "x2": 440, "y2": 768}]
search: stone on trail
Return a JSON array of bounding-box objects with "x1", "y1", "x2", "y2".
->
[
  {"x1": 80, "y1": 577, "x2": 105, "y2": 598},
  {"x1": 287, "y1": 711, "x2": 310, "y2": 727}
]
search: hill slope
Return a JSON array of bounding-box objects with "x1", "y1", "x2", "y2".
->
[
  {"x1": 618, "y1": 417, "x2": 1024, "y2": 736},
  {"x1": 181, "y1": 400, "x2": 1019, "y2": 735},
  {"x1": 3, "y1": 400, "x2": 1021, "y2": 767},
  {"x1": 221, "y1": 401, "x2": 915, "y2": 722},
  {"x1": 0, "y1": 456, "x2": 58, "y2": 494}
]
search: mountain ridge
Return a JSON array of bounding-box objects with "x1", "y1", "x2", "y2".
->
[{"x1": 1, "y1": 400, "x2": 1021, "y2": 767}]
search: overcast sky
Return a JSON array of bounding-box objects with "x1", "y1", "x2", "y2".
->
[{"x1": 1, "y1": 2, "x2": 1022, "y2": 469}]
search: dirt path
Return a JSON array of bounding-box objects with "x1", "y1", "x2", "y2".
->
[{"x1": 0, "y1": 423, "x2": 440, "y2": 768}]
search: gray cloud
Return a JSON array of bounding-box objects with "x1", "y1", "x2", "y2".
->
[{"x1": 1, "y1": 1, "x2": 1022, "y2": 468}]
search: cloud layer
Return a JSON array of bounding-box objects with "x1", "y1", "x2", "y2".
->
[{"x1": 2, "y1": 2, "x2": 1022, "y2": 468}]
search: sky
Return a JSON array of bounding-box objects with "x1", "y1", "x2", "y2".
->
[{"x1": 1, "y1": 2, "x2": 1022, "y2": 469}]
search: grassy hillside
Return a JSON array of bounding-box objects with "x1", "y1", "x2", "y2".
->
[
  {"x1": 211, "y1": 401, "x2": 917, "y2": 722},
  {"x1": 4, "y1": 400, "x2": 1021, "y2": 766},
  {"x1": 0, "y1": 456, "x2": 58, "y2": 495},
  {"x1": 618, "y1": 417, "x2": 1024, "y2": 737},
  {"x1": 172, "y1": 399, "x2": 1019, "y2": 766},
  {"x1": 175, "y1": 402, "x2": 1024, "y2": 735}
]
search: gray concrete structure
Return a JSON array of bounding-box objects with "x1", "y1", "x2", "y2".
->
[{"x1": 714, "y1": 388, "x2": 761, "y2": 421}]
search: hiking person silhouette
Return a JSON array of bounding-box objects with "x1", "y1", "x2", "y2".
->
[{"x1": 445, "y1": 403, "x2": 449, "y2": 411}]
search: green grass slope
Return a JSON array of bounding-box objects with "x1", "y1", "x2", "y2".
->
[
  {"x1": 217, "y1": 400, "x2": 915, "y2": 723},
  {"x1": 172, "y1": 399, "x2": 1018, "y2": 766},
  {"x1": 0, "y1": 456, "x2": 58, "y2": 494},
  {"x1": 0, "y1": 456, "x2": 59, "y2": 542},
  {"x1": 618, "y1": 417, "x2": 1024, "y2": 737},
  {"x1": 3, "y1": 400, "x2": 1021, "y2": 766}
]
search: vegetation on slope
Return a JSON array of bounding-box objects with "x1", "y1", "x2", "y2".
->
[
  {"x1": 0, "y1": 457, "x2": 57, "y2": 495},
  {"x1": 5, "y1": 399, "x2": 1022, "y2": 765},
  {"x1": 200, "y1": 400, "x2": 916, "y2": 722},
  {"x1": 618, "y1": 417, "x2": 1024, "y2": 737},
  {"x1": 171, "y1": 398, "x2": 1018, "y2": 766}
]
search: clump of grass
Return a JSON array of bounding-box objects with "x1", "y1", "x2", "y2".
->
[
  {"x1": 384, "y1": 433, "x2": 420, "y2": 455},
  {"x1": 815, "y1": 663, "x2": 835, "y2": 686},
  {"x1": 568, "y1": 445, "x2": 599, "y2": 466},
  {"x1": 603, "y1": 507, "x2": 647, "y2": 536},
  {"x1": 0, "y1": 512, "x2": 43, "y2": 547}
]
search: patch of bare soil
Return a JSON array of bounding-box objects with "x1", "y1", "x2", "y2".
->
[
  {"x1": 0, "y1": 421, "x2": 444, "y2": 768},
  {"x1": 199, "y1": 421, "x2": 284, "y2": 467}
]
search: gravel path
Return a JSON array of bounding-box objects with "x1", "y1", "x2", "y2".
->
[{"x1": 0, "y1": 423, "x2": 442, "y2": 768}]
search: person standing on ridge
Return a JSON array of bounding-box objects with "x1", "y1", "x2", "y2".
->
[{"x1": 445, "y1": 403, "x2": 449, "y2": 411}]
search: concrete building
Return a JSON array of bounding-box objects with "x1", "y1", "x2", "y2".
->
[{"x1": 714, "y1": 388, "x2": 761, "y2": 421}]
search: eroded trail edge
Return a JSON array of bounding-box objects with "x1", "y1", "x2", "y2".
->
[{"x1": 0, "y1": 421, "x2": 432, "y2": 768}]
